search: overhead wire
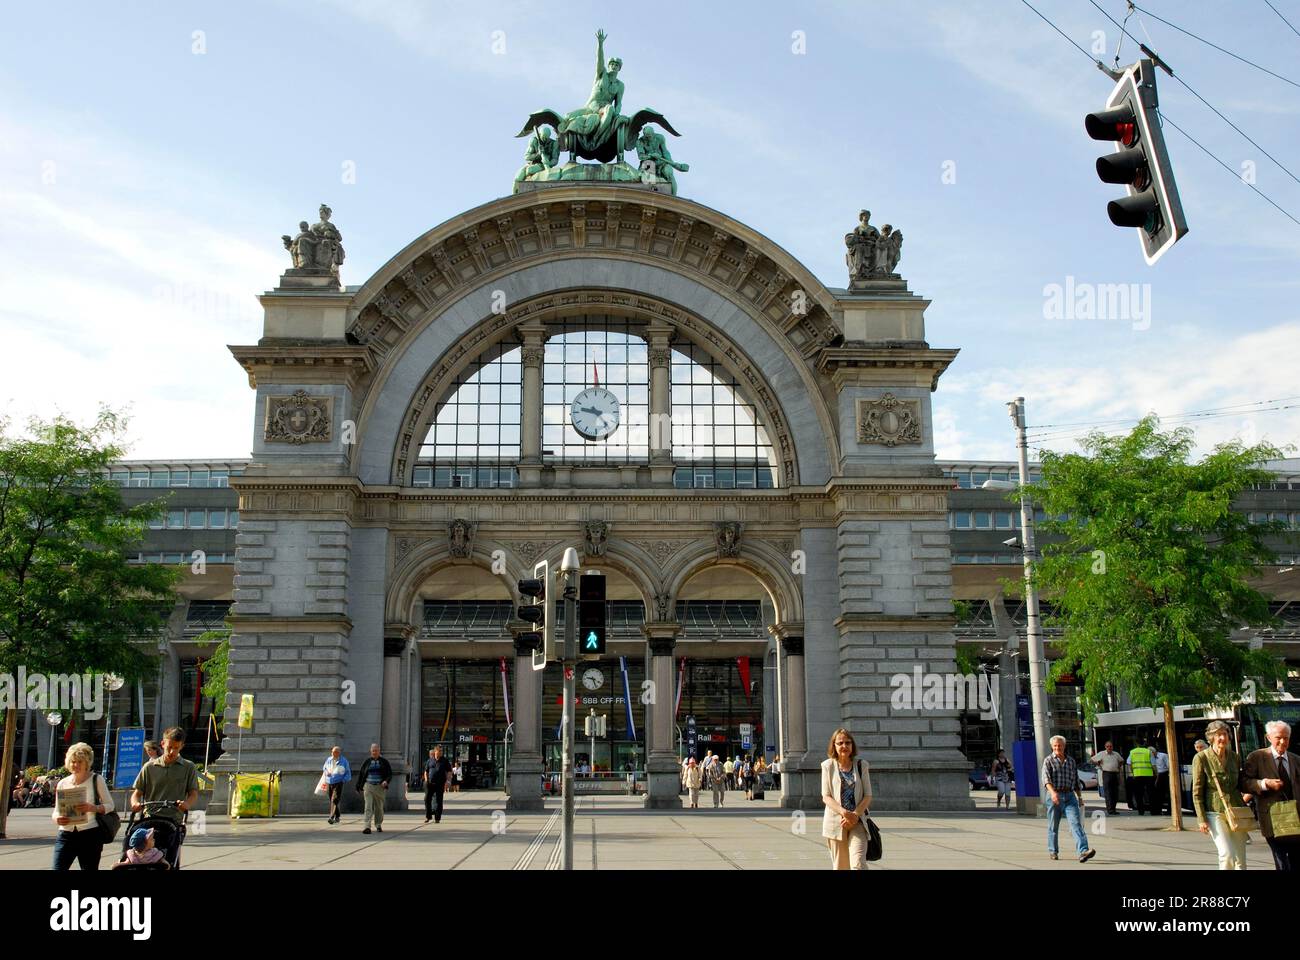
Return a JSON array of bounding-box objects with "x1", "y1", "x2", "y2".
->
[
  {"x1": 1088, "y1": 0, "x2": 1300, "y2": 188},
  {"x1": 1029, "y1": 396, "x2": 1300, "y2": 430},
  {"x1": 1263, "y1": 0, "x2": 1300, "y2": 41},
  {"x1": 1130, "y1": 3, "x2": 1300, "y2": 89}
]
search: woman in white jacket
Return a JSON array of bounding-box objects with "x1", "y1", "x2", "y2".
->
[{"x1": 821, "y1": 728, "x2": 872, "y2": 870}]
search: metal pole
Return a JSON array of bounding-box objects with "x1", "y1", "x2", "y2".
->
[
  {"x1": 1010, "y1": 396, "x2": 1052, "y2": 784},
  {"x1": 562, "y1": 567, "x2": 577, "y2": 871},
  {"x1": 102, "y1": 696, "x2": 113, "y2": 779}
]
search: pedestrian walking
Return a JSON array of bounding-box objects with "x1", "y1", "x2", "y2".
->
[
  {"x1": 1242, "y1": 720, "x2": 1300, "y2": 871},
  {"x1": 683, "y1": 757, "x2": 703, "y2": 808},
  {"x1": 723, "y1": 756, "x2": 735, "y2": 791},
  {"x1": 707, "y1": 755, "x2": 726, "y2": 808},
  {"x1": 354, "y1": 743, "x2": 392, "y2": 835},
  {"x1": 423, "y1": 745, "x2": 454, "y2": 823},
  {"x1": 1043, "y1": 736, "x2": 1096, "y2": 863},
  {"x1": 1192, "y1": 720, "x2": 1250, "y2": 870},
  {"x1": 51, "y1": 742, "x2": 114, "y2": 871},
  {"x1": 322, "y1": 746, "x2": 351, "y2": 824},
  {"x1": 742, "y1": 755, "x2": 755, "y2": 800},
  {"x1": 990, "y1": 749, "x2": 1014, "y2": 810},
  {"x1": 1090, "y1": 741, "x2": 1124, "y2": 815},
  {"x1": 821, "y1": 728, "x2": 872, "y2": 870},
  {"x1": 1126, "y1": 741, "x2": 1155, "y2": 815},
  {"x1": 452, "y1": 761, "x2": 463, "y2": 793},
  {"x1": 130, "y1": 727, "x2": 198, "y2": 826},
  {"x1": 142, "y1": 741, "x2": 161, "y2": 761}
]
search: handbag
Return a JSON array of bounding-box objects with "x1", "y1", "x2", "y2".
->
[
  {"x1": 1206, "y1": 752, "x2": 1258, "y2": 833},
  {"x1": 1270, "y1": 800, "x2": 1300, "y2": 838},
  {"x1": 314, "y1": 772, "x2": 330, "y2": 798},
  {"x1": 864, "y1": 817, "x2": 882, "y2": 861},
  {"x1": 93, "y1": 775, "x2": 122, "y2": 844}
]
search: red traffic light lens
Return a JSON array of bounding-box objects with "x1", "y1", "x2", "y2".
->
[{"x1": 1116, "y1": 122, "x2": 1136, "y2": 146}]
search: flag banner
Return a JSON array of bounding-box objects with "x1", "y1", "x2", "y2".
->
[
  {"x1": 619, "y1": 656, "x2": 636, "y2": 741},
  {"x1": 500, "y1": 656, "x2": 512, "y2": 727},
  {"x1": 237, "y1": 693, "x2": 255, "y2": 729},
  {"x1": 737, "y1": 656, "x2": 752, "y2": 703},
  {"x1": 674, "y1": 657, "x2": 685, "y2": 718}
]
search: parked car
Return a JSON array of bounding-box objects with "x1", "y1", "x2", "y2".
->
[
  {"x1": 1077, "y1": 762, "x2": 1098, "y2": 790},
  {"x1": 968, "y1": 766, "x2": 990, "y2": 790}
]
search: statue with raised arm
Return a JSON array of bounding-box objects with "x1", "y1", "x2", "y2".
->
[
  {"x1": 514, "y1": 29, "x2": 682, "y2": 167},
  {"x1": 282, "y1": 221, "x2": 318, "y2": 270},
  {"x1": 311, "y1": 204, "x2": 345, "y2": 269},
  {"x1": 636, "y1": 124, "x2": 689, "y2": 194}
]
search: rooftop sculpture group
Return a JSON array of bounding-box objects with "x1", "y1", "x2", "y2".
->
[
  {"x1": 845, "y1": 209, "x2": 903, "y2": 287},
  {"x1": 282, "y1": 204, "x2": 346, "y2": 275},
  {"x1": 514, "y1": 30, "x2": 688, "y2": 194}
]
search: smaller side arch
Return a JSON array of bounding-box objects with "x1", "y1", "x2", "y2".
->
[
  {"x1": 662, "y1": 537, "x2": 804, "y2": 625},
  {"x1": 386, "y1": 537, "x2": 523, "y2": 627}
]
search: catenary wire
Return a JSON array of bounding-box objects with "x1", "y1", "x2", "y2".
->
[
  {"x1": 1130, "y1": 3, "x2": 1300, "y2": 89},
  {"x1": 1088, "y1": 0, "x2": 1300, "y2": 188},
  {"x1": 1263, "y1": 0, "x2": 1300, "y2": 40}
]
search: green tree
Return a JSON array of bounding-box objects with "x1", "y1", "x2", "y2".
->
[
  {"x1": 0, "y1": 410, "x2": 179, "y2": 838},
  {"x1": 196, "y1": 627, "x2": 230, "y2": 738},
  {"x1": 1026, "y1": 417, "x2": 1291, "y2": 830}
]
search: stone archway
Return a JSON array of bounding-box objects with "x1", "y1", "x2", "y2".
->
[{"x1": 223, "y1": 181, "x2": 970, "y2": 815}]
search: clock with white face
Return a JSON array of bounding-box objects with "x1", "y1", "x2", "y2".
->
[
  {"x1": 582, "y1": 668, "x2": 604, "y2": 690},
  {"x1": 570, "y1": 387, "x2": 621, "y2": 441}
]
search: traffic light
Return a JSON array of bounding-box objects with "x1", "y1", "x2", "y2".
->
[
  {"x1": 1085, "y1": 58, "x2": 1187, "y2": 265},
  {"x1": 518, "y1": 559, "x2": 551, "y2": 671},
  {"x1": 584, "y1": 713, "x2": 607, "y2": 737},
  {"x1": 579, "y1": 571, "x2": 606, "y2": 658}
]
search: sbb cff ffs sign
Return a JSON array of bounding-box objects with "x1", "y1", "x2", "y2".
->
[{"x1": 580, "y1": 571, "x2": 606, "y2": 657}]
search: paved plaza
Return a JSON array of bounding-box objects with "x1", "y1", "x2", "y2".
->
[{"x1": 0, "y1": 791, "x2": 1272, "y2": 870}]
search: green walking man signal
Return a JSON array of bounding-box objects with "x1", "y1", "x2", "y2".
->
[{"x1": 579, "y1": 571, "x2": 606, "y2": 658}]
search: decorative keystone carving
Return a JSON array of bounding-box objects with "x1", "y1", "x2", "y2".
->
[
  {"x1": 448, "y1": 518, "x2": 476, "y2": 558},
  {"x1": 264, "y1": 390, "x2": 332, "y2": 444},
  {"x1": 856, "y1": 393, "x2": 922, "y2": 447},
  {"x1": 715, "y1": 521, "x2": 743, "y2": 558},
  {"x1": 583, "y1": 519, "x2": 609, "y2": 557}
]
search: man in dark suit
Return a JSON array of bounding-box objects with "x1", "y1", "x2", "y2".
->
[{"x1": 1242, "y1": 720, "x2": 1300, "y2": 871}]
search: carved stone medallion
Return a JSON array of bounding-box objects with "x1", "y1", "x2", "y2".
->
[
  {"x1": 265, "y1": 390, "x2": 332, "y2": 444},
  {"x1": 448, "y1": 519, "x2": 475, "y2": 558},
  {"x1": 715, "y1": 521, "x2": 743, "y2": 558},
  {"x1": 856, "y1": 393, "x2": 922, "y2": 447},
  {"x1": 583, "y1": 520, "x2": 609, "y2": 556}
]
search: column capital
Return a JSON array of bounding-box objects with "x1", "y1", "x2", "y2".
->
[
  {"x1": 644, "y1": 322, "x2": 675, "y2": 346},
  {"x1": 768, "y1": 621, "x2": 805, "y2": 643},
  {"x1": 517, "y1": 319, "x2": 548, "y2": 343},
  {"x1": 384, "y1": 621, "x2": 415, "y2": 657}
]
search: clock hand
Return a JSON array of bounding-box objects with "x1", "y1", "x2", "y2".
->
[{"x1": 580, "y1": 406, "x2": 606, "y2": 416}]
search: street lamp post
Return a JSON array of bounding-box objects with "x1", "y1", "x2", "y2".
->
[
  {"x1": 45, "y1": 712, "x2": 63, "y2": 770},
  {"x1": 559, "y1": 546, "x2": 580, "y2": 871},
  {"x1": 101, "y1": 674, "x2": 125, "y2": 781},
  {"x1": 982, "y1": 396, "x2": 1052, "y2": 797}
]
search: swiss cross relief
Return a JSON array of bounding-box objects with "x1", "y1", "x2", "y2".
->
[{"x1": 265, "y1": 390, "x2": 333, "y2": 444}]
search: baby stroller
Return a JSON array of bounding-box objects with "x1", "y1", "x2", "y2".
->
[{"x1": 114, "y1": 800, "x2": 188, "y2": 870}]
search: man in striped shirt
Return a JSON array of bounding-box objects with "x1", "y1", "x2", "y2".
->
[{"x1": 1042, "y1": 735, "x2": 1097, "y2": 863}]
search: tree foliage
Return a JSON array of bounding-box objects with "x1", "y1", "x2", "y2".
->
[
  {"x1": 0, "y1": 409, "x2": 180, "y2": 681},
  {"x1": 1025, "y1": 417, "x2": 1291, "y2": 720}
]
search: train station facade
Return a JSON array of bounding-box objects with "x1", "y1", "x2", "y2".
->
[{"x1": 192, "y1": 176, "x2": 978, "y2": 814}]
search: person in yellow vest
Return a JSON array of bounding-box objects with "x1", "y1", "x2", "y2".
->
[{"x1": 1127, "y1": 742, "x2": 1155, "y2": 815}]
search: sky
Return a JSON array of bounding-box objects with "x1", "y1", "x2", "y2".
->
[{"x1": 2, "y1": 0, "x2": 1298, "y2": 465}]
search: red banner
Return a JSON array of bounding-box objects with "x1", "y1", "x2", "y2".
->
[{"x1": 737, "y1": 656, "x2": 752, "y2": 703}]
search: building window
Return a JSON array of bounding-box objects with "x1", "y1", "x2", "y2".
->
[
  {"x1": 425, "y1": 343, "x2": 523, "y2": 477},
  {"x1": 995, "y1": 511, "x2": 1015, "y2": 529},
  {"x1": 209, "y1": 510, "x2": 227, "y2": 529},
  {"x1": 167, "y1": 510, "x2": 185, "y2": 530},
  {"x1": 952, "y1": 511, "x2": 972, "y2": 529},
  {"x1": 670, "y1": 341, "x2": 777, "y2": 481},
  {"x1": 973, "y1": 511, "x2": 992, "y2": 530},
  {"x1": 544, "y1": 322, "x2": 646, "y2": 464},
  {"x1": 187, "y1": 510, "x2": 205, "y2": 528}
]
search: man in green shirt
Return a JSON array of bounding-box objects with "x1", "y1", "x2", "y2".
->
[{"x1": 131, "y1": 726, "x2": 199, "y2": 824}]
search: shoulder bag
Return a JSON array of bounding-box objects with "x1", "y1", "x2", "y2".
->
[
  {"x1": 1207, "y1": 752, "x2": 1257, "y2": 833},
  {"x1": 94, "y1": 774, "x2": 123, "y2": 844},
  {"x1": 857, "y1": 760, "x2": 882, "y2": 861}
]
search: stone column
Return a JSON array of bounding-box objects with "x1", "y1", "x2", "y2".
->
[
  {"x1": 771, "y1": 626, "x2": 812, "y2": 808},
  {"x1": 642, "y1": 623, "x2": 682, "y2": 808},
  {"x1": 380, "y1": 624, "x2": 411, "y2": 808},
  {"x1": 517, "y1": 321, "x2": 547, "y2": 487},
  {"x1": 506, "y1": 625, "x2": 544, "y2": 810},
  {"x1": 646, "y1": 323, "x2": 674, "y2": 484}
]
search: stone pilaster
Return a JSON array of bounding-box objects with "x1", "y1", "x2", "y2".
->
[
  {"x1": 517, "y1": 321, "x2": 547, "y2": 487},
  {"x1": 646, "y1": 323, "x2": 674, "y2": 484}
]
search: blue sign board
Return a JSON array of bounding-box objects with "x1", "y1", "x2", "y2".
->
[
  {"x1": 113, "y1": 727, "x2": 146, "y2": 789},
  {"x1": 685, "y1": 715, "x2": 697, "y2": 757},
  {"x1": 1016, "y1": 695, "x2": 1033, "y2": 741}
]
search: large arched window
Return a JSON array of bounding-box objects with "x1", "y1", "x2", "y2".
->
[{"x1": 415, "y1": 319, "x2": 778, "y2": 488}]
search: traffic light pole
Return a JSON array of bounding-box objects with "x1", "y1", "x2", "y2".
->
[{"x1": 561, "y1": 568, "x2": 577, "y2": 871}]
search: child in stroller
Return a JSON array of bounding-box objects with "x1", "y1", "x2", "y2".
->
[{"x1": 113, "y1": 801, "x2": 187, "y2": 870}]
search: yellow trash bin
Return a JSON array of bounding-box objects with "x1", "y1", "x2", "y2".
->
[{"x1": 229, "y1": 771, "x2": 282, "y2": 819}]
